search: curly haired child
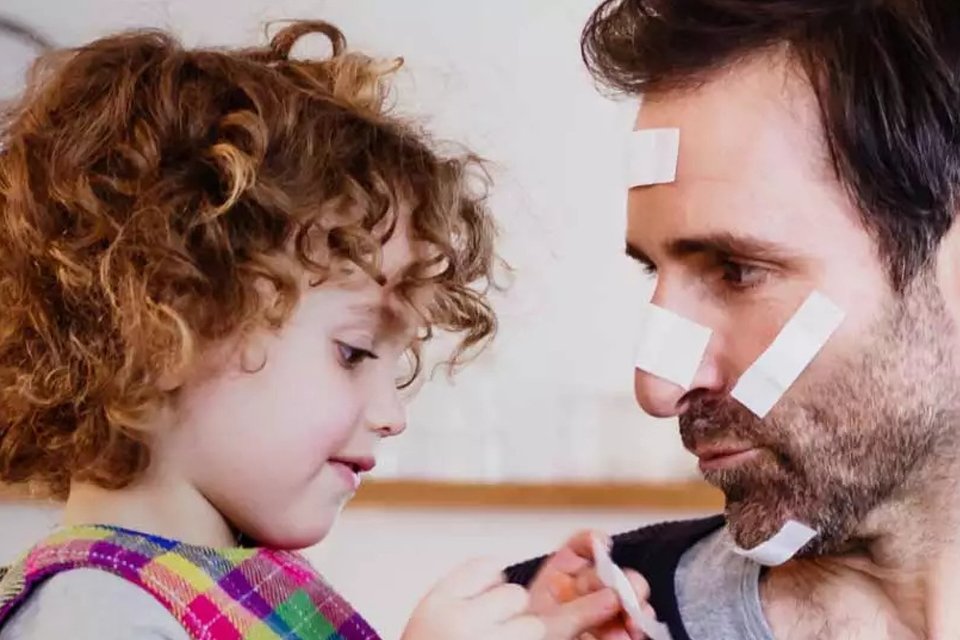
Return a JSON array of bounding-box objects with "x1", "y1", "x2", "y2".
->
[{"x1": 0, "y1": 20, "x2": 651, "y2": 640}]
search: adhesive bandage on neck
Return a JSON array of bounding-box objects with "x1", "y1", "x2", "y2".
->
[
  {"x1": 732, "y1": 520, "x2": 818, "y2": 566},
  {"x1": 625, "y1": 128, "x2": 680, "y2": 188},
  {"x1": 591, "y1": 535, "x2": 673, "y2": 640},
  {"x1": 731, "y1": 291, "x2": 845, "y2": 418},
  {"x1": 634, "y1": 302, "x2": 712, "y2": 389}
]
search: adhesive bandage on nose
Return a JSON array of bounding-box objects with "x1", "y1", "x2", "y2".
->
[
  {"x1": 731, "y1": 291, "x2": 845, "y2": 418},
  {"x1": 625, "y1": 128, "x2": 680, "y2": 188},
  {"x1": 591, "y1": 535, "x2": 673, "y2": 640},
  {"x1": 732, "y1": 520, "x2": 818, "y2": 566},
  {"x1": 634, "y1": 303, "x2": 712, "y2": 389}
]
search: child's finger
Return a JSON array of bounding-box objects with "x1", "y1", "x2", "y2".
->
[
  {"x1": 496, "y1": 614, "x2": 547, "y2": 640},
  {"x1": 431, "y1": 558, "x2": 506, "y2": 600},
  {"x1": 622, "y1": 569, "x2": 651, "y2": 602},
  {"x1": 535, "y1": 544, "x2": 591, "y2": 582},
  {"x1": 642, "y1": 602, "x2": 657, "y2": 618},
  {"x1": 467, "y1": 583, "x2": 531, "y2": 624},
  {"x1": 563, "y1": 529, "x2": 613, "y2": 562},
  {"x1": 529, "y1": 530, "x2": 614, "y2": 611},
  {"x1": 594, "y1": 626, "x2": 634, "y2": 640},
  {"x1": 541, "y1": 588, "x2": 621, "y2": 639},
  {"x1": 574, "y1": 567, "x2": 606, "y2": 596},
  {"x1": 527, "y1": 551, "x2": 588, "y2": 612}
]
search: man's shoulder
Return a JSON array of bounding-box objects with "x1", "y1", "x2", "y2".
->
[
  {"x1": 611, "y1": 515, "x2": 727, "y2": 562},
  {"x1": 505, "y1": 515, "x2": 725, "y2": 586}
]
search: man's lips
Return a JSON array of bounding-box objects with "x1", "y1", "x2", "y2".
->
[{"x1": 692, "y1": 444, "x2": 760, "y2": 471}]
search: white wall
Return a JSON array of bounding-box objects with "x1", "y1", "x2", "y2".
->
[{"x1": 0, "y1": 0, "x2": 696, "y2": 484}]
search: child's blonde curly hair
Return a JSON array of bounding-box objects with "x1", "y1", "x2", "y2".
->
[{"x1": 0, "y1": 21, "x2": 498, "y2": 499}]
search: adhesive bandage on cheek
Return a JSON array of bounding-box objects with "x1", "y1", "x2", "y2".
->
[
  {"x1": 732, "y1": 520, "x2": 818, "y2": 566},
  {"x1": 634, "y1": 303, "x2": 712, "y2": 389},
  {"x1": 731, "y1": 291, "x2": 845, "y2": 418},
  {"x1": 625, "y1": 128, "x2": 680, "y2": 188},
  {"x1": 591, "y1": 536, "x2": 673, "y2": 640}
]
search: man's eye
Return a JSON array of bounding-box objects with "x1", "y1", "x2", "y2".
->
[
  {"x1": 719, "y1": 259, "x2": 767, "y2": 289},
  {"x1": 336, "y1": 342, "x2": 379, "y2": 368}
]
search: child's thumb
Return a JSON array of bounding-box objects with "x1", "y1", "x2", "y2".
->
[
  {"x1": 429, "y1": 557, "x2": 507, "y2": 601},
  {"x1": 541, "y1": 588, "x2": 620, "y2": 639}
]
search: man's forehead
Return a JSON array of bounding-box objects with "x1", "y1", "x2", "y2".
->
[
  {"x1": 625, "y1": 54, "x2": 863, "y2": 259},
  {"x1": 633, "y1": 53, "x2": 832, "y2": 185}
]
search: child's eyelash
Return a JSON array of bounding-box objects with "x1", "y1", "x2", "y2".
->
[{"x1": 336, "y1": 342, "x2": 379, "y2": 368}]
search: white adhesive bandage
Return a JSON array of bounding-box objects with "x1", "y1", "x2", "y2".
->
[
  {"x1": 635, "y1": 303, "x2": 712, "y2": 389},
  {"x1": 626, "y1": 128, "x2": 680, "y2": 188},
  {"x1": 732, "y1": 520, "x2": 818, "y2": 566},
  {"x1": 591, "y1": 536, "x2": 673, "y2": 640},
  {"x1": 731, "y1": 291, "x2": 845, "y2": 418}
]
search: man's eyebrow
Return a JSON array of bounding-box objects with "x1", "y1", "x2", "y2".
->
[
  {"x1": 666, "y1": 232, "x2": 796, "y2": 262},
  {"x1": 625, "y1": 232, "x2": 799, "y2": 267},
  {"x1": 625, "y1": 241, "x2": 655, "y2": 268}
]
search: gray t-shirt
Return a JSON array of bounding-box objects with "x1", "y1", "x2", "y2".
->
[
  {"x1": 0, "y1": 569, "x2": 189, "y2": 640},
  {"x1": 675, "y1": 527, "x2": 776, "y2": 640}
]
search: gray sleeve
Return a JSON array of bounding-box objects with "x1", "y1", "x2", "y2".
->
[{"x1": 0, "y1": 569, "x2": 190, "y2": 640}]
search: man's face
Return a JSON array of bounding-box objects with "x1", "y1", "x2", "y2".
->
[{"x1": 627, "y1": 54, "x2": 960, "y2": 553}]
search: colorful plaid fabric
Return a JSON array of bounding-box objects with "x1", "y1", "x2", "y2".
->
[{"x1": 0, "y1": 525, "x2": 381, "y2": 640}]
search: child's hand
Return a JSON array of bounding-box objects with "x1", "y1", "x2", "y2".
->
[
  {"x1": 401, "y1": 558, "x2": 546, "y2": 640},
  {"x1": 526, "y1": 530, "x2": 657, "y2": 640}
]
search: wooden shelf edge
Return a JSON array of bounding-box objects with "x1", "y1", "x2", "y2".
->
[
  {"x1": 350, "y1": 479, "x2": 723, "y2": 511},
  {"x1": 1, "y1": 480, "x2": 725, "y2": 512}
]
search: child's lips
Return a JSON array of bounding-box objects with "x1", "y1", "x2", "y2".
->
[
  {"x1": 329, "y1": 456, "x2": 376, "y2": 474},
  {"x1": 328, "y1": 456, "x2": 377, "y2": 490}
]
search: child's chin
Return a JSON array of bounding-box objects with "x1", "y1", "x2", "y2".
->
[{"x1": 243, "y1": 512, "x2": 338, "y2": 551}]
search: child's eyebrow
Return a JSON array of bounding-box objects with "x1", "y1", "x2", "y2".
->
[{"x1": 346, "y1": 302, "x2": 410, "y2": 336}]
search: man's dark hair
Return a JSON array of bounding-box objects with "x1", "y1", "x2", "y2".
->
[{"x1": 582, "y1": 0, "x2": 960, "y2": 290}]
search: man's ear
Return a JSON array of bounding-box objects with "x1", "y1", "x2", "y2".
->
[{"x1": 934, "y1": 218, "x2": 960, "y2": 322}]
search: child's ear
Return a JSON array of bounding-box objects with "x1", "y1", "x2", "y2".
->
[{"x1": 156, "y1": 366, "x2": 187, "y2": 392}]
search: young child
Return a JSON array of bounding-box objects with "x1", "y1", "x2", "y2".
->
[{"x1": 0, "y1": 20, "x2": 650, "y2": 640}]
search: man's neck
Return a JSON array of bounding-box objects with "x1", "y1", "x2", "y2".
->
[{"x1": 760, "y1": 471, "x2": 960, "y2": 639}]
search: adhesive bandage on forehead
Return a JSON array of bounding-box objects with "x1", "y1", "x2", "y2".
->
[
  {"x1": 591, "y1": 535, "x2": 673, "y2": 640},
  {"x1": 625, "y1": 128, "x2": 680, "y2": 188},
  {"x1": 731, "y1": 291, "x2": 845, "y2": 418},
  {"x1": 634, "y1": 303, "x2": 712, "y2": 389}
]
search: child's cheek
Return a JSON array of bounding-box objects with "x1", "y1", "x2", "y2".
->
[{"x1": 311, "y1": 387, "x2": 366, "y2": 456}]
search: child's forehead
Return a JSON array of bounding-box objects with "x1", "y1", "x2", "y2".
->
[{"x1": 325, "y1": 268, "x2": 428, "y2": 332}]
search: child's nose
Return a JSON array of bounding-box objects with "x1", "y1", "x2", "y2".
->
[{"x1": 366, "y1": 387, "x2": 407, "y2": 437}]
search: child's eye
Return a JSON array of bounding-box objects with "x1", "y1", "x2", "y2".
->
[{"x1": 336, "y1": 342, "x2": 379, "y2": 369}]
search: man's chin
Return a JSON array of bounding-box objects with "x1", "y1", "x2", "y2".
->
[
  {"x1": 724, "y1": 499, "x2": 797, "y2": 550},
  {"x1": 723, "y1": 497, "x2": 860, "y2": 558}
]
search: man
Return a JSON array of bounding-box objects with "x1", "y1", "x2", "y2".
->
[{"x1": 509, "y1": 1, "x2": 960, "y2": 639}]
